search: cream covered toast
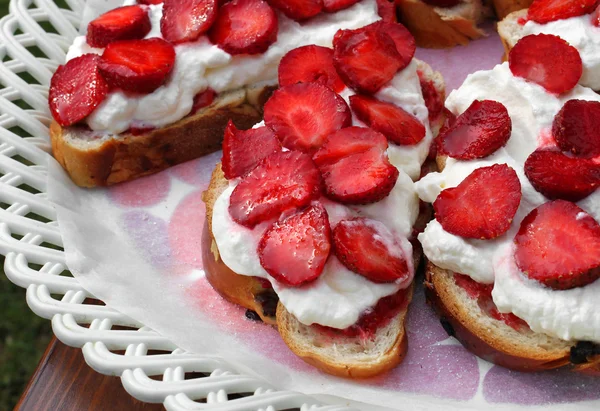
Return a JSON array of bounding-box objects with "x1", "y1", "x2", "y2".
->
[
  {"x1": 202, "y1": 20, "x2": 446, "y2": 377},
  {"x1": 417, "y1": 33, "x2": 600, "y2": 372},
  {"x1": 48, "y1": 0, "x2": 395, "y2": 186}
]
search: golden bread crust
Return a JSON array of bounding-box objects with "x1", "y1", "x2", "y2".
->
[{"x1": 491, "y1": 0, "x2": 532, "y2": 20}]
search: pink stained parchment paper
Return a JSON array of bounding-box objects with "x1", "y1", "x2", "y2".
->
[{"x1": 46, "y1": 27, "x2": 600, "y2": 411}]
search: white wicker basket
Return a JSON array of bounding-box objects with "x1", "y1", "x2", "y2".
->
[{"x1": 0, "y1": 1, "x2": 357, "y2": 409}]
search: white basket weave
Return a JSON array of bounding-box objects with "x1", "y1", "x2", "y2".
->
[{"x1": 0, "y1": 1, "x2": 357, "y2": 409}]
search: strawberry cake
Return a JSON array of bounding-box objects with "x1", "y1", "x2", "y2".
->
[
  {"x1": 417, "y1": 33, "x2": 600, "y2": 371},
  {"x1": 202, "y1": 19, "x2": 445, "y2": 377},
  {"x1": 499, "y1": 0, "x2": 600, "y2": 91},
  {"x1": 48, "y1": 0, "x2": 396, "y2": 187}
]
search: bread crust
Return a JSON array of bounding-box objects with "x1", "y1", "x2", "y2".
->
[
  {"x1": 51, "y1": 86, "x2": 275, "y2": 187},
  {"x1": 396, "y1": 0, "x2": 486, "y2": 48},
  {"x1": 202, "y1": 163, "x2": 278, "y2": 325},
  {"x1": 276, "y1": 286, "x2": 412, "y2": 379}
]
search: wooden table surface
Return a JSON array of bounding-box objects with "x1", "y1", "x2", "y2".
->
[{"x1": 16, "y1": 338, "x2": 163, "y2": 411}]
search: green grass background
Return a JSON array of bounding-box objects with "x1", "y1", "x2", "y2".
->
[{"x1": 0, "y1": 0, "x2": 53, "y2": 408}]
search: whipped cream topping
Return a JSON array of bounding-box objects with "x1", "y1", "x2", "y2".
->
[
  {"x1": 521, "y1": 13, "x2": 600, "y2": 90},
  {"x1": 66, "y1": 0, "x2": 382, "y2": 134},
  {"x1": 415, "y1": 62, "x2": 600, "y2": 343},
  {"x1": 492, "y1": 244, "x2": 600, "y2": 343},
  {"x1": 211, "y1": 59, "x2": 432, "y2": 329}
]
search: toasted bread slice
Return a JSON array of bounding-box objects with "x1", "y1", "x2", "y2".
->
[
  {"x1": 497, "y1": 8, "x2": 527, "y2": 58},
  {"x1": 490, "y1": 0, "x2": 532, "y2": 20},
  {"x1": 51, "y1": 85, "x2": 275, "y2": 187},
  {"x1": 396, "y1": 0, "x2": 488, "y2": 48},
  {"x1": 277, "y1": 285, "x2": 412, "y2": 378}
]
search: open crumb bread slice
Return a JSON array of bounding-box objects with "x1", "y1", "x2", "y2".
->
[
  {"x1": 497, "y1": 8, "x2": 528, "y2": 58},
  {"x1": 277, "y1": 285, "x2": 413, "y2": 378},
  {"x1": 51, "y1": 85, "x2": 275, "y2": 187}
]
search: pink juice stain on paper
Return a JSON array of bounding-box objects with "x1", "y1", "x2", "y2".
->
[
  {"x1": 109, "y1": 171, "x2": 171, "y2": 207},
  {"x1": 170, "y1": 151, "x2": 221, "y2": 186},
  {"x1": 168, "y1": 190, "x2": 206, "y2": 272}
]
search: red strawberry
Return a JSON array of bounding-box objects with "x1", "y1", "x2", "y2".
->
[
  {"x1": 313, "y1": 127, "x2": 398, "y2": 204},
  {"x1": 350, "y1": 95, "x2": 426, "y2": 146},
  {"x1": 333, "y1": 24, "x2": 403, "y2": 94},
  {"x1": 99, "y1": 38, "x2": 176, "y2": 93},
  {"x1": 593, "y1": 4, "x2": 600, "y2": 26},
  {"x1": 419, "y1": 72, "x2": 443, "y2": 122},
  {"x1": 221, "y1": 120, "x2": 282, "y2": 179},
  {"x1": 323, "y1": 0, "x2": 360, "y2": 12},
  {"x1": 376, "y1": 0, "x2": 396, "y2": 22},
  {"x1": 258, "y1": 204, "x2": 331, "y2": 286},
  {"x1": 422, "y1": 0, "x2": 461, "y2": 6},
  {"x1": 333, "y1": 218, "x2": 410, "y2": 283},
  {"x1": 263, "y1": 83, "x2": 351, "y2": 153},
  {"x1": 138, "y1": 0, "x2": 163, "y2": 4},
  {"x1": 267, "y1": 0, "x2": 323, "y2": 20},
  {"x1": 527, "y1": 0, "x2": 598, "y2": 24},
  {"x1": 278, "y1": 45, "x2": 345, "y2": 93},
  {"x1": 160, "y1": 0, "x2": 218, "y2": 44},
  {"x1": 552, "y1": 99, "x2": 600, "y2": 158},
  {"x1": 49, "y1": 54, "x2": 108, "y2": 127},
  {"x1": 524, "y1": 149, "x2": 600, "y2": 202},
  {"x1": 370, "y1": 21, "x2": 416, "y2": 67},
  {"x1": 514, "y1": 200, "x2": 600, "y2": 290},
  {"x1": 228, "y1": 151, "x2": 321, "y2": 227},
  {"x1": 434, "y1": 164, "x2": 522, "y2": 239},
  {"x1": 190, "y1": 88, "x2": 216, "y2": 114},
  {"x1": 429, "y1": 108, "x2": 457, "y2": 160},
  {"x1": 209, "y1": 0, "x2": 278, "y2": 55},
  {"x1": 509, "y1": 34, "x2": 582, "y2": 95},
  {"x1": 438, "y1": 99, "x2": 511, "y2": 160},
  {"x1": 87, "y1": 5, "x2": 151, "y2": 49}
]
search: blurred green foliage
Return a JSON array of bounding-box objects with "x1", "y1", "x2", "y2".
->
[{"x1": 0, "y1": 0, "x2": 52, "y2": 409}]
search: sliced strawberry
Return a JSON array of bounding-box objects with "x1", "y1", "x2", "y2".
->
[
  {"x1": 228, "y1": 151, "x2": 321, "y2": 227},
  {"x1": 49, "y1": 54, "x2": 108, "y2": 127},
  {"x1": 419, "y1": 72, "x2": 443, "y2": 122},
  {"x1": 527, "y1": 0, "x2": 598, "y2": 24},
  {"x1": 221, "y1": 120, "x2": 282, "y2": 179},
  {"x1": 160, "y1": 0, "x2": 218, "y2": 44},
  {"x1": 376, "y1": 0, "x2": 396, "y2": 22},
  {"x1": 515, "y1": 200, "x2": 600, "y2": 290},
  {"x1": 509, "y1": 34, "x2": 582, "y2": 95},
  {"x1": 422, "y1": 0, "x2": 461, "y2": 6},
  {"x1": 99, "y1": 38, "x2": 176, "y2": 93},
  {"x1": 87, "y1": 5, "x2": 151, "y2": 49},
  {"x1": 552, "y1": 99, "x2": 600, "y2": 158},
  {"x1": 370, "y1": 21, "x2": 416, "y2": 67},
  {"x1": 209, "y1": 0, "x2": 278, "y2": 55},
  {"x1": 313, "y1": 126, "x2": 388, "y2": 165},
  {"x1": 313, "y1": 127, "x2": 398, "y2": 204},
  {"x1": 267, "y1": 0, "x2": 323, "y2": 20},
  {"x1": 138, "y1": 0, "x2": 163, "y2": 4},
  {"x1": 278, "y1": 45, "x2": 345, "y2": 93},
  {"x1": 333, "y1": 218, "x2": 410, "y2": 283},
  {"x1": 258, "y1": 204, "x2": 331, "y2": 286},
  {"x1": 323, "y1": 0, "x2": 359, "y2": 12},
  {"x1": 524, "y1": 149, "x2": 600, "y2": 202},
  {"x1": 190, "y1": 88, "x2": 216, "y2": 114},
  {"x1": 593, "y1": 4, "x2": 600, "y2": 26},
  {"x1": 333, "y1": 24, "x2": 403, "y2": 94},
  {"x1": 350, "y1": 94, "x2": 426, "y2": 146},
  {"x1": 434, "y1": 164, "x2": 522, "y2": 239},
  {"x1": 263, "y1": 83, "x2": 351, "y2": 154},
  {"x1": 438, "y1": 100, "x2": 511, "y2": 160},
  {"x1": 429, "y1": 108, "x2": 457, "y2": 160}
]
